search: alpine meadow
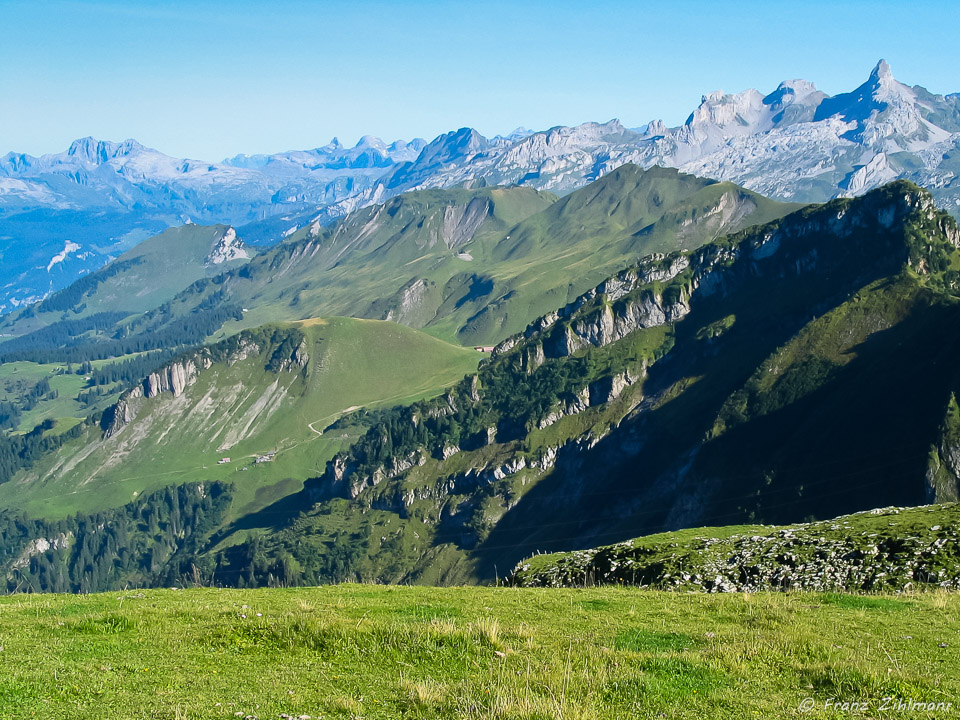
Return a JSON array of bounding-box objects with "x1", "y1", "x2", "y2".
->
[{"x1": 2, "y1": 2, "x2": 960, "y2": 717}]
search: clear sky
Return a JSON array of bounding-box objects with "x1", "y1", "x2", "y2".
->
[{"x1": 1, "y1": 0, "x2": 957, "y2": 161}]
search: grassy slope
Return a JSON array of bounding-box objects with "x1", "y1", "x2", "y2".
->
[
  {"x1": 0, "y1": 585, "x2": 957, "y2": 719},
  {"x1": 0, "y1": 224, "x2": 251, "y2": 337},
  {"x1": 157, "y1": 168, "x2": 798, "y2": 347},
  {"x1": 213, "y1": 185, "x2": 558, "y2": 342},
  {"x1": 510, "y1": 503, "x2": 960, "y2": 590},
  {"x1": 0, "y1": 318, "x2": 480, "y2": 521},
  {"x1": 0, "y1": 353, "x2": 161, "y2": 433}
]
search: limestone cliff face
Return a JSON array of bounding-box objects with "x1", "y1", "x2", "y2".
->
[
  {"x1": 496, "y1": 182, "x2": 951, "y2": 367},
  {"x1": 102, "y1": 333, "x2": 308, "y2": 439},
  {"x1": 204, "y1": 227, "x2": 250, "y2": 266},
  {"x1": 439, "y1": 197, "x2": 492, "y2": 249}
]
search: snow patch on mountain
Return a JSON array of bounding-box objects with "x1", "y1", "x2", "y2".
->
[{"x1": 46, "y1": 241, "x2": 82, "y2": 272}]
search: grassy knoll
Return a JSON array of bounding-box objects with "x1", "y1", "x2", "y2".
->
[
  {"x1": 0, "y1": 586, "x2": 957, "y2": 719},
  {"x1": 510, "y1": 505, "x2": 960, "y2": 593}
]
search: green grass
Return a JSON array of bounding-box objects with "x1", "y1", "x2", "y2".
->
[
  {"x1": 0, "y1": 224, "x2": 252, "y2": 338},
  {"x1": 0, "y1": 357, "x2": 137, "y2": 432},
  {"x1": 511, "y1": 504, "x2": 960, "y2": 594},
  {"x1": 0, "y1": 318, "x2": 481, "y2": 521},
  {"x1": 0, "y1": 585, "x2": 957, "y2": 719},
  {"x1": 148, "y1": 167, "x2": 799, "y2": 348}
]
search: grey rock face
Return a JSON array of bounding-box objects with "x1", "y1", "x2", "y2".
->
[{"x1": 100, "y1": 333, "x2": 308, "y2": 438}]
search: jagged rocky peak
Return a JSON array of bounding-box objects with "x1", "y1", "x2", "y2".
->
[
  {"x1": 428, "y1": 127, "x2": 491, "y2": 159},
  {"x1": 389, "y1": 138, "x2": 427, "y2": 154},
  {"x1": 205, "y1": 226, "x2": 250, "y2": 265},
  {"x1": 642, "y1": 119, "x2": 669, "y2": 137},
  {"x1": 862, "y1": 59, "x2": 917, "y2": 108},
  {"x1": 871, "y1": 58, "x2": 894, "y2": 86},
  {"x1": 354, "y1": 135, "x2": 387, "y2": 151},
  {"x1": 816, "y1": 59, "x2": 910, "y2": 122},
  {"x1": 687, "y1": 88, "x2": 767, "y2": 129},
  {"x1": 547, "y1": 119, "x2": 631, "y2": 143},
  {"x1": 495, "y1": 127, "x2": 536, "y2": 143},
  {"x1": 764, "y1": 78, "x2": 824, "y2": 108},
  {"x1": 64, "y1": 136, "x2": 148, "y2": 164}
]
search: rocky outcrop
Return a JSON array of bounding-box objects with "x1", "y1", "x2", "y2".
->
[
  {"x1": 509, "y1": 505, "x2": 960, "y2": 592},
  {"x1": 104, "y1": 354, "x2": 215, "y2": 438},
  {"x1": 204, "y1": 227, "x2": 250, "y2": 265},
  {"x1": 345, "y1": 449, "x2": 428, "y2": 499},
  {"x1": 492, "y1": 254, "x2": 691, "y2": 357},
  {"x1": 538, "y1": 388, "x2": 590, "y2": 429},
  {"x1": 589, "y1": 368, "x2": 643, "y2": 406},
  {"x1": 101, "y1": 331, "x2": 309, "y2": 439},
  {"x1": 145, "y1": 359, "x2": 205, "y2": 399},
  {"x1": 383, "y1": 279, "x2": 430, "y2": 324},
  {"x1": 9, "y1": 532, "x2": 73, "y2": 573},
  {"x1": 439, "y1": 197, "x2": 492, "y2": 248}
]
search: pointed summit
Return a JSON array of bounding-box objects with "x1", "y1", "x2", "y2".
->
[
  {"x1": 870, "y1": 59, "x2": 893, "y2": 83},
  {"x1": 814, "y1": 60, "x2": 907, "y2": 123}
]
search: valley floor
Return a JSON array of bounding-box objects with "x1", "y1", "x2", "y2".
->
[{"x1": 0, "y1": 586, "x2": 957, "y2": 719}]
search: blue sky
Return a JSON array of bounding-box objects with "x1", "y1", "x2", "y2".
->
[{"x1": 1, "y1": 0, "x2": 957, "y2": 160}]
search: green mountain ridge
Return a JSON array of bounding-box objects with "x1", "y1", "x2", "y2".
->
[
  {"x1": 2, "y1": 174, "x2": 959, "y2": 592},
  {"x1": 6, "y1": 166, "x2": 793, "y2": 357},
  {"x1": 1, "y1": 224, "x2": 252, "y2": 338},
  {"x1": 507, "y1": 503, "x2": 960, "y2": 592},
  {"x1": 206, "y1": 180, "x2": 960, "y2": 586}
]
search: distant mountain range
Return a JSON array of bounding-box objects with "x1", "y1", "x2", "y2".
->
[{"x1": 2, "y1": 60, "x2": 958, "y2": 314}]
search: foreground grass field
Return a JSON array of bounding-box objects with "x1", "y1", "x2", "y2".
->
[{"x1": 0, "y1": 586, "x2": 957, "y2": 719}]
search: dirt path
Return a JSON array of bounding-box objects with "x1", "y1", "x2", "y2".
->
[{"x1": 307, "y1": 405, "x2": 362, "y2": 436}]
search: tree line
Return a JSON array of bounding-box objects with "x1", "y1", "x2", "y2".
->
[
  {"x1": 1, "y1": 482, "x2": 232, "y2": 593},
  {"x1": 0, "y1": 304, "x2": 244, "y2": 364}
]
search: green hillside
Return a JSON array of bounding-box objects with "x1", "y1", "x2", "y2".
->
[
  {"x1": 1, "y1": 585, "x2": 957, "y2": 720},
  {"x1": 121, "y1": 167, "x2": 797, "y2": 349},
  {"x1": 0, "y1": 224, "x2": 252, "y2": 338},
  {"x1": 509, "y1": 503, "x2": 960, "y2": 591},
  {"x1": 191, "y1": 181, "x2": 960, "y2": 587},
  {"x1": 0, "y1": 317, "x2": 480, "y2": 521},
  {"x1": 0, "y1": 355, "x2": 153, "y2": 433},
  {"x1": 196, "y1": 185, "x2": 558, "y2": 340}
]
